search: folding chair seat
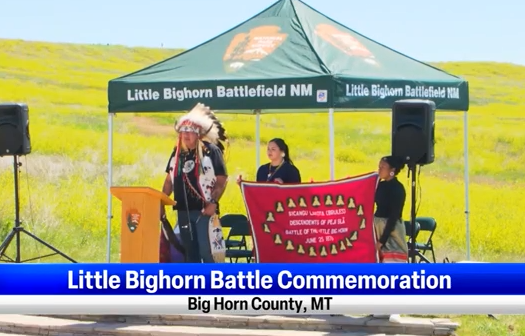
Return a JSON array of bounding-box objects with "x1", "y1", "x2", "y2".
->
[
  {"x1": 226, "y1": 249, "x2": 253, "y2": 263},
  {"x1": 414, "y1": 216, "x2": 437, "y2": 263}
]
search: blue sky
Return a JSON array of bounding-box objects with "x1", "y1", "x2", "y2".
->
[{"x1": 2, "y1": 0, "x2": 523, "y2": 65}]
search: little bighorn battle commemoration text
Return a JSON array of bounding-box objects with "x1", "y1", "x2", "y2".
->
[{"x1": 67, "y1": 269, "x2": 452, "y2": 294}]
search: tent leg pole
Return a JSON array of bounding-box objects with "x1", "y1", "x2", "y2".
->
[
  {"x1": 255, "y1": 112, "x2": 261, "y2": 169},
  {"x1": 106, "y1": 113, "x2": 114, "y2": 263},
  {"x1": 463, "y1": 111, "x2": 470, "y2": 261},
  {"x1": 329, "y1": 108, "x2": 335, "y2": 180}
]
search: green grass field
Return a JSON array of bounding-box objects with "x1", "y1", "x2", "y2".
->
[{"x1": 0, "y1": 38, "x2": 524, "y2": 335}]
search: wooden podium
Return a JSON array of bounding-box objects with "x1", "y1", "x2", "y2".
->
[{"x1": 110, "y1": 187, "x2": 176, "y2": 263}]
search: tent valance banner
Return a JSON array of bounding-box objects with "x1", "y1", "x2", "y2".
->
[
  {"x1": 240, "y1": 173, "x2": 379, "y2": 263},
  {"x1": 108, "y1": 0, "x2": 469, "y2": 113},
  {"x1": 110, "y1": 77, "x2": 334, "y2": 112},
  {"x1": 334, "y1": 78, "x2": 468, "y2": 110}
]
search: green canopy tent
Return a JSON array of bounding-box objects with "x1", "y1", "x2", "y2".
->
[{"x1": 106, "y1": 0, "x2": 471, "y2": 262}]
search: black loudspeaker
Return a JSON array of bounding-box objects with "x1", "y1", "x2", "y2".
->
[
  {"x1": 391, "y1": 99, "x2": 435, "y2": 166},
  {"x1": 0, "y1": 103, "x2": 31, "y2": 156}
]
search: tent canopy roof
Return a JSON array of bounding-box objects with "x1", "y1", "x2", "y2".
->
[{"x1": 108, "y1": 0, "x2": 469, "y2": 113}]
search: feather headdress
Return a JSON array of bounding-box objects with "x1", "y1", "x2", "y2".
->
[{"x1": 174, "y1": 103, "x2": 228, "y2": 153}]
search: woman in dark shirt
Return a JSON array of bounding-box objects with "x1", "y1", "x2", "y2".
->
[
  {"x1": 374, "y1": 155, "x2": 408, "y2": 264},
  {"x1": 255, "y1": 138, "x2": 301, "y2": 184}
]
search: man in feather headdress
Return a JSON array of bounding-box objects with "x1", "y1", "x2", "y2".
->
[{"x1": 160, "y1": 103, "x2": 228, "y2": 263}]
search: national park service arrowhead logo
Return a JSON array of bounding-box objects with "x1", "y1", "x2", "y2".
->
[
  {"x1": 223, "y1": 25, "x2": 288, "y2": 72},
  {"x1": 126, "y1": 209, "x2": 141, "y2": 233},
  {"x1": 314, "y1": 24, "x2": 377, "y2": 65},
  {"x1": 261, "y1": 193, "x2": 368, "y2": 258}
]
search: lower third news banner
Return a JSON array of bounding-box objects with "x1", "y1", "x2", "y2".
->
[{"x1": 0, "y1": 264, "x2": 525, "y2": 314}]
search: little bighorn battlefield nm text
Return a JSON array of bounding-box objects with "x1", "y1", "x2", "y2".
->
[
  {"x1": 125, "y1": 83, "x2": 462, "y2": 102},
  {"x1": 126, "y1": 84, "x2": 315, "y2": 102}
]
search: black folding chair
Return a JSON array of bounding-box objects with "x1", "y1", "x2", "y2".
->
[
  {"x1": 221, "y1": 214, "x2": 248, "y2": 249},
  {"x1": 404, "y1": 220, "x2": 433, "y2": 263},
  {"x1": 415, "y1": 216, "x2": 437, "y2": 263},
  {"x1": 221, "y1": 214, "x2": 253, "y2": 263}
]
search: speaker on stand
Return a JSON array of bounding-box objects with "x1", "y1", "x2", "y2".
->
[
  {"x1": 0, "y1": 103, "x2": 31, "y2": 156},
  {"x1": 0, "y1": 103, "x2": 76, "y2": 263},
  {"x1": 391, "y1": 99, "x2": 435, "y2": 264}
]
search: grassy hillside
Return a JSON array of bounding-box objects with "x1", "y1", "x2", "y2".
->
[
  {"x1": 0, "y1": 38, "x2": 524, "y2": 336},
  {"x1": 0, "y1": 38, "x2": 524, "y2": 264}
]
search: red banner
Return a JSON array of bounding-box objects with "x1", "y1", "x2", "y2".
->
[{"x1": 240, "y1": 172, "x2": 379, "y2": 263}]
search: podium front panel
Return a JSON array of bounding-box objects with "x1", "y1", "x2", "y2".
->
[{"x1": 119, "y1": 193, "x2": 160, "y2": 263}]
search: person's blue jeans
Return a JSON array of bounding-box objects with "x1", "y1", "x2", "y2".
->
[{"x1": 177, "y1": 210, "x2": 215, "y2": 263}]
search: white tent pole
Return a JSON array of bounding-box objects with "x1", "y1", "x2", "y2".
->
[
  {"x1": 463, "y1": 110, "x2": 470, "y2": 260},
  {"x1": 255, "y1": 112, "x2": 261, "y2": 169},
  {"x1": 106, "y1": 113, "x2": 114, "y2": 263},
  {"x1": 329, "y1": 108, "x2": 335, "y2": 180}
]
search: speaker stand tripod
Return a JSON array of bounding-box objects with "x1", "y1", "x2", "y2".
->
[
  {"x1": 407, "y1": 163, "x2": 431, "y2": 264},
  {"x1": 0, "y1": 156, "x2": 76, "y2": 263}
]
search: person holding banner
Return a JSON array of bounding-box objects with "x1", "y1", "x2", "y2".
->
[
  {"x1": 374, "y1": 155, "x2": 408, "y2": 264},
  {"x1": 160, "y1": 103, "x2": 229, "y2": 263},
  {"x1": 255, "y1": 138, "x2": 301, "y2": 184},
  {"x1": 236, "y1": 138, "x2": 300, "y2": 261},
  {"x1": 372, "y1": 155, "x2": 408, "y2": 323}
]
